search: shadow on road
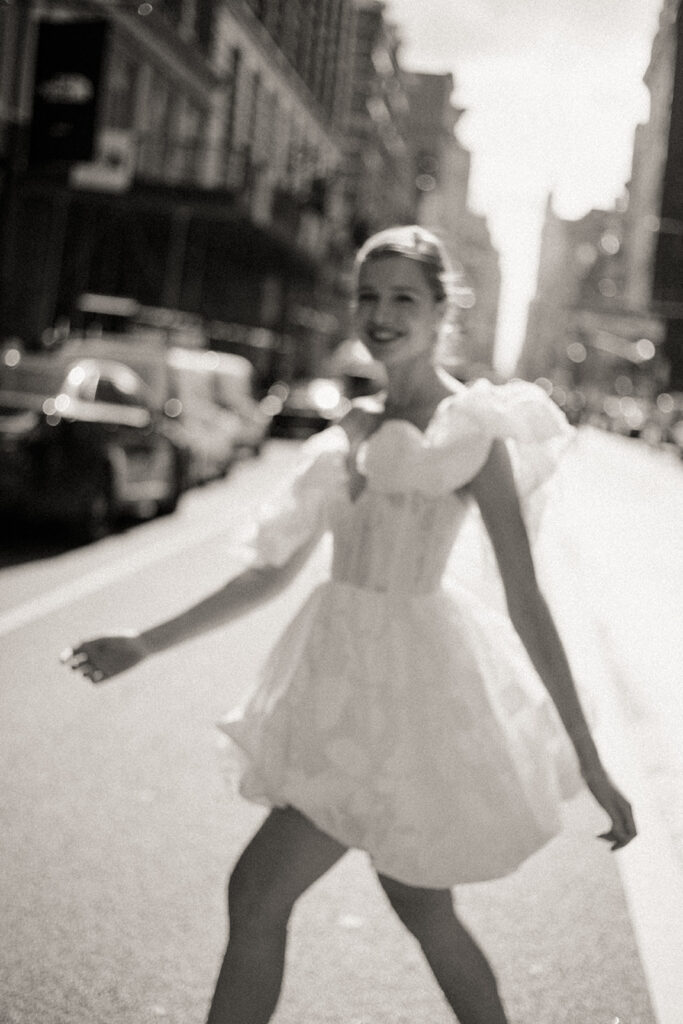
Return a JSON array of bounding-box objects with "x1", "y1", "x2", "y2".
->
[
  {"x1": 0, "y1": 517, "x2": 82, "y2": 568},
  {"x1": 0, "y1": 516, "x2": 134, "y2": 569}
]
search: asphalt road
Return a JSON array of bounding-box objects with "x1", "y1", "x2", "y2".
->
[{"x1": 1, "y1": 432, "x2": 680, "y2": 1024}]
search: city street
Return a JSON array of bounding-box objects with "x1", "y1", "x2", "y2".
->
[{"x1": 1, "y1": 429, "x2": 681, "y2": 1024}]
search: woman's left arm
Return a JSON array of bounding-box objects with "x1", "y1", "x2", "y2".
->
[{"x1": 469, "y1": 440, "x2": 636, "y2": 850}]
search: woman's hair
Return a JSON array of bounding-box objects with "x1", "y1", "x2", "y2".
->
[{"x1": 354, "y1": 225, "x2": 455, "y2": 304}]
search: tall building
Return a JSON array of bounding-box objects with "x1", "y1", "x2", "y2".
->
[
  {"x1": 404, "y1": 71, "x2": 500, "y2": 371},
  {"x1": 0, "y1": 0, "x2": 357, "y2": 379},
  {"x1": 520, "y1": 195, "x2": 666, "y2": 425},
  {"x1": 651, "y1": 0, "x2": 683, "y2": 388},
  {"x1": 343, "y1": 0, "x2": 415, "y2": 246},
  {"x1": 623, "y1": 0, "x2": 678, "y2": 316},
  {"x1": 243, "y1": 0, "x2": 355, "y2": 127},
  {"x1": 519, "y1": 1, "x2": 682, "y2": 413}
]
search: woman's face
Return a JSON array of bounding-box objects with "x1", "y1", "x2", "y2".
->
[{"x1": 354, "y1": 255, "x2": 445, "y2": 367}]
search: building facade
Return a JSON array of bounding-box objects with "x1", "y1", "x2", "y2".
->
[
  {"x1": 520, "y1": 197, "x2": 666, "y2": 424},
  {"x1": 0, "y1": 0, "x2": 357, "y2": 380},
  {"x1": 519, "y1": 1, "x2": 683, "y2": 424},
  {"x1": 0, "y1": 0, "x2": 501, "y2": 381},
  {"x1": 342, "y1": 0, "x2": 415, "y2": 247},
  {"x1": 405, "y1": 71, "x2": 500, "y2": 372},
  {"x1": 651, "y1": 0, "x2": 683, "y2": 388}
]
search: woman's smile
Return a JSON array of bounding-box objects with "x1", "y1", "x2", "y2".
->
[
  {"x1": 355, "y1": 255, "x2": 444, "y2": 365},
  {"x1": 367, "y1": 327, "x2": 405, "y2": 344}
]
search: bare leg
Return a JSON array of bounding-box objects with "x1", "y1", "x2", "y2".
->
[
  {"x1": 206, "y1": 806, "x2": 346, "y2": 1024},
  {"x1": 377, "y1": 873, "x2": 509, "y2": 1024}
]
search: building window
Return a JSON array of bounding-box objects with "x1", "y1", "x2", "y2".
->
[
  {"x1": 167, "y1": 96, "x2": 200, "y2": 183},
  {"x1": 106, "y1": 50, "x2": 136, "y2": 131},
  {"x1": 139, "y1": 71, "x2": 170, "y2": 178}
]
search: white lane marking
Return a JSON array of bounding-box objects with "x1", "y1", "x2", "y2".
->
[
  {"x1": 0, "y1": 444, "x2": 300, "y2": 639},
  {"x1": 0, "y1": 513, "x2": 245, "y2": 638}
]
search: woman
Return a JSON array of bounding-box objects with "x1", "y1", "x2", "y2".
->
[{"x1": 62, "y1": 226, "x2": 636, "y2": 1024}]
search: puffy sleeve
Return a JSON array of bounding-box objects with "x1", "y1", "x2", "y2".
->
[
  {"x1": 463, "y1": 379, "x2": 575, "y2": 495},
  {"x1": 237, "y1": 426, "x2": 347, "y2": 569},
  {"x1": 443, "y1": 379, "x2": 578, "y2": 605},
  {"x1": 427, "y1": 379, "x2": 575, "y2": 508}
]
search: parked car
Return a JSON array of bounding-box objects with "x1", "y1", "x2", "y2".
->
[
  {"x1": 165, "y1": 351, "x2": 241, "y2": 484},
  {"x1": 167, "y1": 347, "x2": 271, "y2": 457},
  {"x1": 0, "y1": 352, "x2": 191, "y2": 538},
  {"x1": 61, "y1": 335, "x2": 240, "y2": 483},
  {"x1": 269, "y1": 377, "x2": 351, "y2": 438}
]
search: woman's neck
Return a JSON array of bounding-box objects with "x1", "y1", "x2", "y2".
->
[{"x1": 383, "y1": 361, "x2": 454, "y2": 416}]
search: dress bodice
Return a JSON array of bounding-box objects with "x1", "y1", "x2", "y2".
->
[
  {"x1": 330, "y1": 489, "x2": 467, "y2": 594},
  {"x1": 239, "y1": 379, "x2": 576, "y2": 583},
  {"x1": 220, "y1": 378, "x2": 584, "y2": 890}
]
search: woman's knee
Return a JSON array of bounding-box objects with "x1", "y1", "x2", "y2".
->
[
  {"x1": 227, "y1": 807, "x2": 346, "y2": 933},
  {"x1": 377, "y1": 873, "x2": 455, "y2": 936},
  {"x1": 227, "y1": 848, "x2": 294, "y2": 934}
]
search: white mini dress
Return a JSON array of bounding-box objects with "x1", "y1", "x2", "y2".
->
[{"x1": 218, "y1": 379, "x2": 583, "y2": 887}]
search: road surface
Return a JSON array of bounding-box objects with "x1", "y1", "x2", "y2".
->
[{"x1": 1, "y1": 430, "x2": 681, "y2": 1024}]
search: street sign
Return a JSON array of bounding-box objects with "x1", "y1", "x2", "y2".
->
[
  {"x1": 70, "y1": 129, "x2": 136, "y2": 192},
  {"x1": 29, "y1": 19, "x2": 108, "y2": 164}
]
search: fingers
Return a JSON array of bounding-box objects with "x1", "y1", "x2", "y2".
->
[
  {"x1": 598, "y1": 829, "x2": 625, "y2": 851},
  {"x1": 598, "y1": 799, "x2": 637, "y2": 850},
  {"x1": 82, "y1": 665, "x2": 106, "y2": 683},
  {"x1": 60, "y1": 646, "x2": 87, "y2": 667},
  {"x1": 613, "y1": 794, "x2": 637, "y2": 849},
  {"x1": 60, "y1": 644, "x2": 107, "y2": 683}
]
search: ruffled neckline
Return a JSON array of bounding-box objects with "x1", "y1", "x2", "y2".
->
[
  {"x1": 302, "y1": 378, "x2": 574, "y2": 502},
  {"x1": 330, "y1": 387, "x2": 466, "y2": 456},
  {"x1": 369, "y1": 389, "x2": 464, "y2": 441},
  {"x1": 320, "y1": 390, "x2": 467, "y2": 504}
]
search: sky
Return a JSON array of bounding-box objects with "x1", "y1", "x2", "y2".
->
[{"x1": 386, "y1": 0, "x2": 665, "y2": 374}]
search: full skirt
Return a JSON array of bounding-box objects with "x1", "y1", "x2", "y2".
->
[{"x1": 218, "y1": 579, "x2": 582, "y2": 887}]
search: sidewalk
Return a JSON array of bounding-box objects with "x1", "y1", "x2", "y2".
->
[
  {"x1": 547, "y1": 428, "x2": 683, "y2": 1024},
  {"x1": 565, "y1": 429, "x2": 683, "y2": 858}
]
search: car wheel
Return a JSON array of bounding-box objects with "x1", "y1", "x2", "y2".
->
[{"x1": 157, "y1": 459, "x2": 182, "y2": 516}]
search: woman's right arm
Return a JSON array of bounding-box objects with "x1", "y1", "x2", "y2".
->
[{"x1": 61, "y1": 533, "x2": 317, "y2": 683}]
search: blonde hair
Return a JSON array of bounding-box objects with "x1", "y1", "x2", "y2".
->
[{"x1": 354, "y1": 225, "x2": 455, "y2": 304}]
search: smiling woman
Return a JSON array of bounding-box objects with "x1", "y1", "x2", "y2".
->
[
  {"x1": 63, "y1": 224, "x2": 636, "y2": 1024},
  {"x1": 353, "y1": 225, "x2": 455, "y2": 376}
]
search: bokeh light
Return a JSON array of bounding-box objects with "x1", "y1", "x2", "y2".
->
[
  {"x1": 600, "y1": 232, "x2": 621, "y2": 255},
  {"x1": 598, "y1": 278, "x2": 618, "y2": 298},
  {"x1": 656, "y1": 392, "x2": 675, "y2": 415},
  {"x1": 534, "y1": 377, "x2": 553, "y2": 395},
  {"x1": 635, "y1": 338, "x2": 655, "y2": 361},
  {"x1": 567, "y1": 341, "x2": 587, "y2": 363},
  {"x1": 3, "y1": 347, "x2": 21, "y2": 367},
  {"x1": 614, "y1": 375, "x2": 633, "y2": 396}
]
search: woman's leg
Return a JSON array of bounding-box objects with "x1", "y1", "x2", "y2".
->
[
  {"x1": 377, "y1": 873, "x2": 509, "y2": 1024},
  {"x1": 206, "y1": 806, "x2": 347, "y2": 1024}
]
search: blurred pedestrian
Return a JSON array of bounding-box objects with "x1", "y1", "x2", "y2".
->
[{"x1": 62, "y1": 225, "x2": 636, "y2": 1024}]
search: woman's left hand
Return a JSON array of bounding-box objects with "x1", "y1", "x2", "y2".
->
[
  {"x1": 60, "y1": 632, "x2": 150, "y2": 684},
  {"x1": 583, "y1": 766, "x2": 637, "y2": 850}
]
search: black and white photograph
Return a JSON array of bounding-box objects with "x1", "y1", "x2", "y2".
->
[{"x1": 0, "y1": 1, "x2": 681, "y2": 1022}]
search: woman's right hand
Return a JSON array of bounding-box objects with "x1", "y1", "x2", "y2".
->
[
  {"x1": 60, "y1": 632, "x2": 150, "y2": 684},
  {"x1": 582, "y1": 765, "x2": 637, "y2": 851}
]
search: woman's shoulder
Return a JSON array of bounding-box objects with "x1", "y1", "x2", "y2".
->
[{"x1": 438, "y1": 376, "x2": 570, "y2": 435}]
